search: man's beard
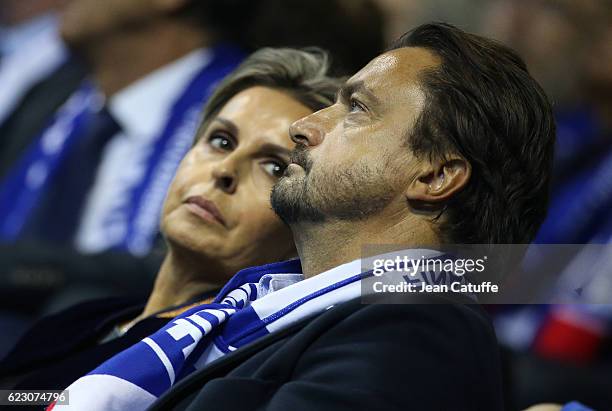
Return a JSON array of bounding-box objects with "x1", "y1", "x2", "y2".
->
[
  {"x1": 271, "y1": 144, "x2": 326, "y2": 224},
  {"x1": 271, "y1": 144, "x2": 395, "y2": 225}
]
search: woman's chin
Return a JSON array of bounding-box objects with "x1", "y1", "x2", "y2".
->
[
  {"x1": 170, "y1": 236, "x2": 222, "y2": 261},
  {"x1": 163, "y1": 221, "x2": 223, "y2": 257}
]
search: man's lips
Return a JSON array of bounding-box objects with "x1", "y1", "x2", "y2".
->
[{"x1": 183, "y1": 196, "x2": 226, "y2": 227}]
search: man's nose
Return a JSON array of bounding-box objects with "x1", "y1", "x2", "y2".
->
[{"x1": 289, "y1": 115, "x2": 325, "y2": 147}]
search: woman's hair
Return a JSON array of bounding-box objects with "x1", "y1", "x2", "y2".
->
[{"x1": 196, "y1": 47, "x2": 343, "y2": 140}]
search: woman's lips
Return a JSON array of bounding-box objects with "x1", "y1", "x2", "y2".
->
[{"x1": 183, "y1": 196, "x2": 226, "y2": 227}]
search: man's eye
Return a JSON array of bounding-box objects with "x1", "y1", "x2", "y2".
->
[
  {"x1": 208, "y1": 134, "x2": 234, "y2": 151},
  {"x1": 261, "y1": 161, "x2": 287, "y2": 178},
  {"x1": 349, "y1": 98, "x2": 365, "y2": 113}
]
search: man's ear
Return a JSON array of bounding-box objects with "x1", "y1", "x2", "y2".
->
[{"x1": 405, "y1": 156, "x2": 471, "y2": 205}]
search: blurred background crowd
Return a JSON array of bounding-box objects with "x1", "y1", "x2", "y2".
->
[{"x1": 0, "y1": 0, "x2": 610, "y2": 409}]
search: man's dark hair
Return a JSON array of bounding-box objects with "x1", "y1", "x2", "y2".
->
[{"x1": 389, "y1": 22, "x2": 556, "y2": 244}]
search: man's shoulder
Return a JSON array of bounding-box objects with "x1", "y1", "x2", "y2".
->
[
  {"x1": 295, "y1": 298, "x2": 502, "y2": 408},
  {"x1": 151, "y1": 298, "x2": 503, "y2": 411},
  {"x1": 300, "y1": 297, "x2": 501, "y2": 383},
  {"x1": 272, "y1": 296, "x2": 501, "y2": 382},
  {"x1": 310, "y1": 296, "x2": 495, "y2": 343}
]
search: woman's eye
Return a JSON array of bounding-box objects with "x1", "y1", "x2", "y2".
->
[
  {"x1": 349, "y1": 98, "x2": 365, "y2": 113},
  {"x1": 208, "y1": 134, "x2": 234, "y2": 151},
  {"x1": 262, "y1": 161, "x2": 287, "y2": 178}
]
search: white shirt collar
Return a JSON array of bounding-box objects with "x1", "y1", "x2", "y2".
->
[
  {"x1": 255, "y1": 249, "x2": 444, "y2": 301},
  {"x1": 107, "y1": 48, "x2": 212, "y2": 140},
  {"x1": 256, "y1": 273, "x2": 304, "y2": 298},
  {"x1": 0, "y1": 13, "x2": 59, "y2": 56}
]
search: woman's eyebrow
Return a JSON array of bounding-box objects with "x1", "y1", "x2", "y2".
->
[
  {"x1": 258, "y1": 143, "x2": 291, "y2": 158},
  {"x1": 214, "y1": 117, "x2": 239, "y2": 136}
]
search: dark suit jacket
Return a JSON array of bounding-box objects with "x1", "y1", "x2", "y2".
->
[
  {"x1": 0, "y1": 297, "x2": 153, "y2": 392},
  {"x1": 0, "y1": 58, "x2": 87, "y2": 178},
  {"x1": 0, "y1": 292, "x2": 214, "y2": 400},
  {"x1": 150, "y1": 297, "x2": 504, "y2": 411}
]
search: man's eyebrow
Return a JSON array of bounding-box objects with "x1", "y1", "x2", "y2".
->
[{"x1": 337, "y1": 81, "x2": 380, "y2": 106}]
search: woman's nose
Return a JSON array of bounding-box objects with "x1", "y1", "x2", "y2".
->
[{"x1": 212, "y1": 165, "x2": 237, "y2": 194}]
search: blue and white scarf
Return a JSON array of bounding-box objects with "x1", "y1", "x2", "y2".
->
[{"x1": 53, "y1": 251, "x2": 469, "y2": 410}]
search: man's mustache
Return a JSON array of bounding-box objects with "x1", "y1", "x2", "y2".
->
[{"x1": 289, "y1": 143, "x2": 313, "y2": 173}]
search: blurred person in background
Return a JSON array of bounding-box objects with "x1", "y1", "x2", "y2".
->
[
  {"x1": 0, "y1": 0, "x2": 249, "y2": 254},
  {"x1": 243, "y1": 0, "x2": 384, "y2": 75},
  {"x1": 478, "y1": 1, "x2": 612, "y2": 409},
  {"x1": 0, "y1": 0, "x2": 77, "y2": 357},
  {"x1": 481, "y1": 0, "x2": 611, "y2": 179},
  {"x1": 532, "y1": 2, "x2": 612, "y2": 244},
  {"x1": 0, "y1": 0, "x2": 68, "y2": 126},
  {"x1": 0, "y1": 47, "x2": 342, "y2": 396},
  {"x1": 372, "y1": 0, "x2": 489, "y2": 45}
]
